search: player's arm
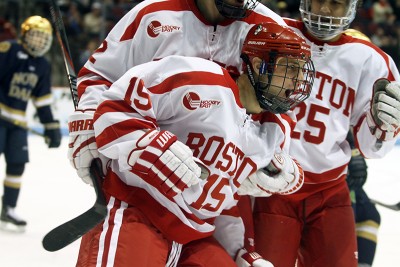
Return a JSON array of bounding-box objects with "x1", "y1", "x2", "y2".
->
[
  {"x1": 68, "y1": 3, "x2": 150, "y2": 184},
  {"x1": 347, "y1": 29, "x2": 400, "y2": 157},
  {"x1": 346, "y1": 129, "x2": 368, "y2": 190},
  {"x1": 93, "y1": 71, "x2": 205, "y2": 202},
  {"x1": 33, "y1": 64, "x2": 61, "y2": 148}
]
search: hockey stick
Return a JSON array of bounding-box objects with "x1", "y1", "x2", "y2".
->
[
  {"x1": 42, "y1": 159, "x2": 107, "y2": 251},
  {"x1": 370, "y1": 199, "x2": 400, "y2": 211},
  {"x1": 42, "y1": 0, "x2": 107, "y2": 252},
  {"x1": 49, "y1": 0, "x2": 78, "y2": 108},
  {"x1": 0, "y1": 110, "x2": 46, "y2": 138}
]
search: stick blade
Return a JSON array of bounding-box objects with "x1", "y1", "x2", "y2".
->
[
  {"x1": 370, "y1": 199, "x2": 400, "y2": 211},
  {"x1": 42, "y1": 204, "x2": 107, "y2": 252}
]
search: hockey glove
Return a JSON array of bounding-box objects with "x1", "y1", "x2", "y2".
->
[
  {"x1": 366, "y1": 79, "x2": 400, "y2": 141},
  {"x1": 44, "y1": 120, "x2": 61, "y2": 148},
  {"x1": 235, "y1": 248, "x2": 274, "y2": 267},
  {"x1": 68, "y1": 110, "x2": 99, "y2": 185},
  {"x1": 346, "y1": 148, "x2": 368, "y2": 190},
  {"x1": 247, "y1": 152, "x2": 304, "y2": 195},
  {"x1": 129, "y1": 130, "x2": 205, "y2": 199}
]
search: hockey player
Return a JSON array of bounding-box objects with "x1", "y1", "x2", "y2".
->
[
  {"x1": 75, "y1": 22, "x2": 315, "y2": 267},
  {"x1": 67, "y1": 0, "x2": 292, "y2": 262},
  {"x1": 252, "y1": 0, "x2": 400, "y2": 266},
  {"x1": 347, "y1": 129, "x2": 380, "y2": 267},
  {"x1": 0, "y1": 16, "x2": 61, "y2": 231}
]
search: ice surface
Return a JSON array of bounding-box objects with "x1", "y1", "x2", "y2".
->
[{"x1": 0, "y1": 136, "x2": 399, "y2": 266}]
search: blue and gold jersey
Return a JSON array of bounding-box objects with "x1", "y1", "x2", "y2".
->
[{"x1": 0, "y1": 40, "x2": 53, "y2": 126}]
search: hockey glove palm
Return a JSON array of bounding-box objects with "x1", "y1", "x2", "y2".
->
[
  {"x1": 367, "y1": 79, "x2": 400, "y2": 141},
  {"x1": 129, "y1": 130, "x2": 205, "y2": 199},
  {"x1": 68, "y1": 110, "x2": 99, "y2": 185},
  {"x1": 44, "y1": 120, "x2": 61, "y2": 148},
  {"x1": 245, "y1": 152, "x2": 304, "y2": 195}
]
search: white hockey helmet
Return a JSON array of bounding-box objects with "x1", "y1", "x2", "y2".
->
[
  {"x1": 300, "y1": 0, "x2": 359, "y2": 40},
  {"x1": 21, "y1": 16, "x2": 53, "y2": 57},
  {"x1": 215, "y1": 0, "x2": 259, "y2": 19}
]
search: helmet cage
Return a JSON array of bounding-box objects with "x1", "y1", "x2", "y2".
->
[
  {"x1": 215, "y1": 0, "x2": 258, "y2": 19},
  {"x1": 21, "y1": 16, "x2": 53, "y2": 57},
  {"x1": 300, "y1": 0, "x2": 358, "y2": 40},
  {"x1": 241, "y1": 23, "x2": 315, "y2": 113},
  {"x1": 254, "y1": 55, "x2": 315, "y2": 113}
]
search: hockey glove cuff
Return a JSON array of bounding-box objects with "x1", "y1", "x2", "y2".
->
[{"x1": 68, "y1": 110, "x2": 99, "y2": 185}]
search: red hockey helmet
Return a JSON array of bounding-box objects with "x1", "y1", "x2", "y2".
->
[{"x1": 241, "y1": 22, "x2": 315, "y2": 113}]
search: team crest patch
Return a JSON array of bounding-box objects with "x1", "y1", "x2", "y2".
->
[
  {"x1": 147, "y1": 20, "x2": 181, "y2": 38},
  {"x1": 0, "y1": 41, "x2": 11, "y2": 52},
  {"x1": 182, "y1": 92, "x2": 221, "y2": 110}
]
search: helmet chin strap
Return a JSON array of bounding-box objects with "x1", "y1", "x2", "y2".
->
[{"x1": 240, "y1": 53, "x2": 257, "y2": 88}]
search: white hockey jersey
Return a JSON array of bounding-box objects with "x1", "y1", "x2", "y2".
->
[
  {"x1": 77, "y1": 0, "x2": 286, "y2": 110},
  {"x1": 285, "y1": 19, "x2": 400, "y2": 188},
  {"x1": 94, "y1": 55, "x2": 286, "y2": 244}
]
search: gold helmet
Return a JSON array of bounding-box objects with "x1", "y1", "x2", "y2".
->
[{"x1": 21, "y1": 16, "x2": 53, "y2": 57}]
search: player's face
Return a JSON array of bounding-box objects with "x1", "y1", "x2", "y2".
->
[
  {"x1": 310, "y1": 0, "x2": 350, "y2": 22},
  {"x1": 266, "y1": 57, "x2": 307, "y2": 100}
]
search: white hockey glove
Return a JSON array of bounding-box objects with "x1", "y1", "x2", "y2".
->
[
  {"x1": 366, "y1": 79, "x2": 400, "y2": 141},
  {"x1": 238, "y1": 178, "x2": 272, "y2": 197},
  {"x1": 68, "y1": 110, "x2": 99, "y2": 185},
  {"x1": 235, "y1": 248, "x2": 274, "y2": 267},
  {"x1": 244, "y1": 152, "x2": 304, "y2": 195},
  {"x1": 129, "y1": 130, "x2": 206, "y2": 199}
]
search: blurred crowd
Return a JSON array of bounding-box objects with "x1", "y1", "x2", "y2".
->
[{"x1": 1, "y1": 0, "x2": 399, "y2": 86}]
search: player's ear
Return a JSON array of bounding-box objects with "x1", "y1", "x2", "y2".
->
[{"x1": 252, "y1": 57, "x2": 262, "y2": 75}]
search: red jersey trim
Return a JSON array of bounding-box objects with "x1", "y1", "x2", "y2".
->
[
  {"x1": 147, "y1": 70, "x2": 230, "y2": 94},
  {"x1": 103, "y1": 170, "x2": 213, "y2": 244},
  {"x1": 120, "y1": 0, "x2": 190, "y2": 41}
]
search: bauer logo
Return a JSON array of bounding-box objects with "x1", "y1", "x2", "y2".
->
[
  {"x1": 147, "y1": 21, "x2": 181, "y2": 38},
  {"x1": 183, "y1": 92, "x2": 221, "y2": 111}
]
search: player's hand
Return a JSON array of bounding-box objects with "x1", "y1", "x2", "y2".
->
[
  {"x1": 44, "y1": 120, "x2": 61, "y2": 148},
  {"x1": 129, "y1": 130, "x2": 205, "y2": 198},
  {"x1": 68, "y1": 110, "x2": 99, "y2": 185},
  {"x1": 247, "y1": 152, "x2": 304, "y2": 195},
  {"x1": 237, "y1": 178, "x2": 272, "y2": 197},
  {"x1": 367, "y1": 79, "x2": 400, "y2": 141},
  {"x1": 235, "y1": 248, "x2": 274, "y2": 267},
  {"x1": 346, "y1": 148, "x2": 368, "y2": 190}
]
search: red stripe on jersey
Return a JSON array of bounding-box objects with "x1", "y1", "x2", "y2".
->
[
  {"x1": 104, "y1": 171, "x2": 213, "y2": 244},
  {"x1": 304, "y1": 163, "x2": 347, "y2": 184},
  {"x1": 120, "y1": 0, "x2": 190, "y2": 41},
  {"x1": 78, "y1": 76, "x2": 113, "y2": 98},
  {"x1": 244, "y1": 12, "x2": 280, "y2": 25},
  {"x1": 95, "y1": 99, "x2": 156, "y2": 123},
  {"x1": 96, "y1": 118, "x2": 155, "y2": 148},
  {"x1": 148, "y1": 70, "x2": 229, "y2": 94},
  {"x1": 101, "y1": 199, "x2": 120, "y2": 267},
  {"x1": 95, "y1": 99, "x2": 157, "y2": 125}
]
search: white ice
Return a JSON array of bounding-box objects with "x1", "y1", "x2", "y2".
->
[{"x1": 0, "y1": 136, "x2": 399, "y2": 267}]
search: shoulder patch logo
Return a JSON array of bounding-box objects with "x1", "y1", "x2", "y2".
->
[
  {"x1": 147, "y1": 20, "x2": 181, "y2": 38},
  {"x1": 182, "y1": 92, "x2": 221, "y2": 111},
  {"x1": 0, "y1": 41, "x2": 11, "y2": 53}
]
